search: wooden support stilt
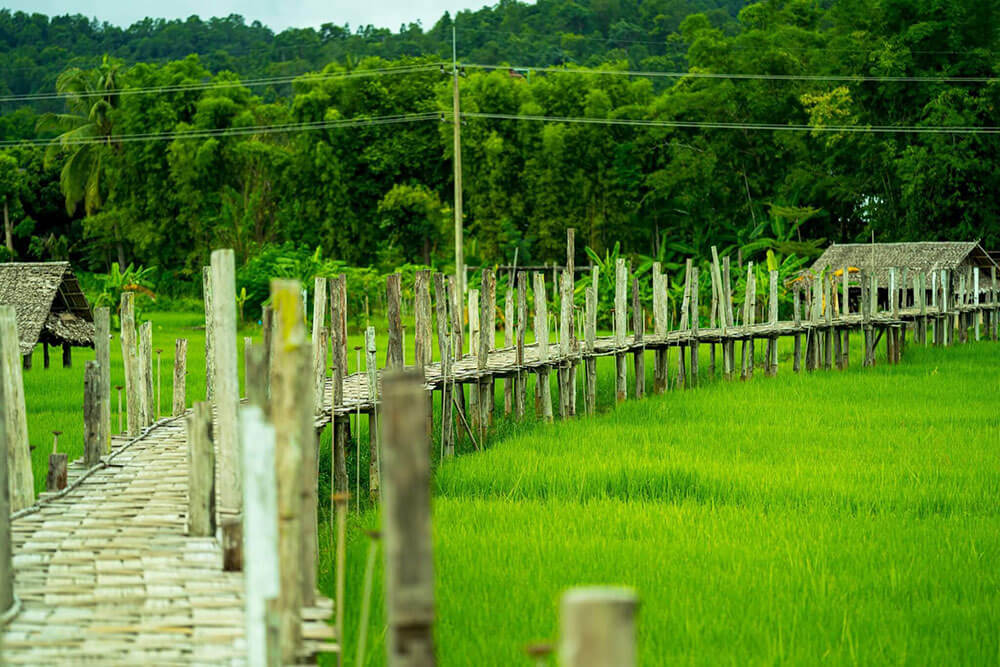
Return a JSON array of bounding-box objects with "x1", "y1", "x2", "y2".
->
[
  {"x1": 584, "y1": 283, "x2": 597, "y2": 415},
  {"x1": 61, "y1": 341, "x2": 71, "y2": 368},
  {"x1": 84, "y1": 360, "x2": 102, "y2": 467},
  {"x1": 823, "y1": 276, "x2": 833, "y2": 371},
  {"x1": 211, "y1": 249, "x2": 241, "y2": 517},
  {"x1": 559, "y1": 587, "x2": 638, "y2": 667},
  {"x1": 614, "y1": 258, "x2": 628, "y2": 401},
  {"x1": 504, "y1": 288, "x2": 514, "y2": 414},
  {"x1": 434, "y1": 273, "x2": 454, "y2": 459},
  {"x1": 120, "y1": 293, "x2": 141, "y2": 437},
  {"x1": 186, "y1": 400, "x2": 216, "y2": 537},
  {"x1": 533, "y1": 272, "x2": 553, "y2": 422},
  {"x1": 678, "y1": 259, "x2": 691, "y2": 388},
  {"x1": 689, "y1": 266, "x2": 699, "y2": 388},
  {"x1": 766, "y1": 269, "x2": 778, "y2": 376},
  {"x1": 653, "y1": 262, "x2": 668, "y2": 392},
  {"x1": 741, "y1": 262, "x2": 755, "y2": 380},
  {"x1": 721, "y1": 254, "x2": 735, "y2": 380},
  {"x1": 173, "y1": 338, "x2": 187, "y2": 417},
  {"x1": 0, "y1": 385, "x2": 10, "y2": 615},
  {"x1": 203, "y1": 266, "x2": 215, "y2": 401},
  {"x1": 632, "y1": 276, "x2": 645, "y2": 397},
  {"x1": 139, "y1": 321, "x2": 153, "y2": 426},
  {"x1": 515, "y1": 271, "x2": 528, "y2": 419},
  {"x1": 332, "y1": 275, "x2": 349, "y2": 498},
  {"x1": 415, "y1": 269, "x2": 434, "y2": 438},
  {"x1": 311, "y1": 277, "x2": 328, "y2": 413},
  {"x1": 382, "y1": 369, "x2": 436, "y2": 667},
  {"x1": 559, "y1": 269, "x2": 574, "y2": 418},
  {"x1": 94, "y1": 307, "x2": 111, "y2": 453},
  {"x1": 793, "y1": 289, "x2": 802, "y2": 373}
]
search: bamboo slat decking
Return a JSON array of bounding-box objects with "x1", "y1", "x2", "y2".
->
[{"x1": 3, "y1": 417, "x2": 336, "y2": 665}]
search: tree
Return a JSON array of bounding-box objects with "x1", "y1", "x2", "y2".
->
[{"x1": 0, "y1": 153, "x2": 26, "y2": 256}]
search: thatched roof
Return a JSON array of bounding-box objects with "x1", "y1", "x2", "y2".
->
[
  {"x1": 810, "y1": 242, "x2": 998, "y2": 288},
  {"x1": 0, "y1": 262, "x2": 94, "y2": 355}
]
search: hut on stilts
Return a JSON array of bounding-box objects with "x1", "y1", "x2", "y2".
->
[{"x1": 0, "y1": 261, "x2": 95, "y2": 368}]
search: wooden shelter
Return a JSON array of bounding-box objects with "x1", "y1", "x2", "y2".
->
[
  {"x1": 0, "y1": 261, "x2": 95, "y2": 368},
  {"x1": 811, "y1": 241, "x2": 998, "y2": 300}
]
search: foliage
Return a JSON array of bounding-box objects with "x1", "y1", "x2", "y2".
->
[{"x1": 89, "y1": 262, "x2": 157, "y2": 325}]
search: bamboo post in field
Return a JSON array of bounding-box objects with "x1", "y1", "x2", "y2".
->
[
  {"x1": 186, "y1": 401, "x2": 215, "y2": 537},
  {"x1": 84, "y1": 361, "x2": 102, "y2": 467},
  {"x1": 793, "y1": 289, "x2": 802, "y2": 372},
  {"x1": 565, "y1": 229, "x2": 578, "y2": 416},
  {"x1": 677, "y1": 260, "x2": 691, "y2": 389},
  {"x1": 478, "y1": 270, "x2": 495, "y2": 434},
  {"x1": 243, "y1": 337, "x2": 253, "y2": 400},
  {"x1": 271, "y1": 278, "x2": 312, "y2": 661},
  {"x1": 415, "y1": 269, "x2": 433, "y2": 437},
  {"x1": 630, "y1": 276, "x2": 645, "y2": 398},
  {"x1": 721, "y1": 255, "x2": 735, "y2": 380},
  {"x1": 823, "y1": 276, "x2": 833, "y2": 370},
  {"x1": 559, "y1": 269, "x2": 574, "y2": 417},
  {"x1": 918, "y1": 272, "x2": 927, "y2": 345},
  {"x1": 467, "y1": 288, "x2": 480, "y2": 432},
  {"x1": 47, "y1": 429, "x2": 66, "y2": 492},
  {"x1": 262, "y1": 305, "x2": 274, "y2": 402},
  {"x1": 330, "y1": 275, "x2": 348, "y2": 499},
  {"x1": 502, "y1": 288, "x2": 514, "y2": 416},
  {"x1": 173, "y1": 338, "x2": 188, "y2": 416},
  {"x1": 138, "y1": 321, "x2": 152, "y2": 426},
  {"x1": 156, "y1": 348, "x2": 163, "y2": 420},
  {"x1": 765, "y1": 270, "x2": 778, "y2": 376},
  {"x1": 94, "y1": 307, "x2": 111, "y2": 453},
  {"x1": 382, "y1": 370, "x2": 436, "y2": 667},
  {"x1": 211, "y1": 249, "x2": 241, "y2": 517},
  {"x1": 534, "y1": 272, "x2": 553, "y2": 422},
  {"x1": 203, "y1": 266, "x2": 215, "y2": 401},
  {"x1": 386, "y1": 273, "x2": 403, "y2": 369},
  {"x1": 120, "y1": 293, "x2": 141, "y2": 437},
  {"x1": 0, "y1": 382, "x2": 11, "y2": 619},
  {"x1": 0, "y1": 307, "x2": 32, "y2": 511},
  {"x1": 652, "y1": 262, "x2": 667, "y2": 393},
  {"x1": 861, "y1": 272, "x2": 874, "y2": 367},
  {"x1": 434, "y1": 273, "x2": 454, "y2": 458},
  {"x1": 311, "y1": 276, "x2": 328, "y2": 413},
  {"x1": 709, "y1": 267, "x2": 718, "y2": 377},
  {"x1": 240, "y1": 405, "x2": 280, "y2": 667},
  {"x1": 559, "y1": 587, "x2": 638, "y2": 667},
  {"x1": 515, "y1": 271, "x2": 528, "y2": 419},
  {"x1": 365, "y1": 327, "x2": 380, "y2": 500},
  {"x1": 974, "y1": 267, "x2": 981, "y2": 342},
  {"x1": 584, "y1": 284, "x2": 597, "y2": 415},
  {"x1": 689, "y1": 267, "x2": 699, "y2": 388},
  {"x1": 740, "y1": 262, "x2": 754, "y2": 379},
  {"x1": 614, "y1": 258, "x2": 628, "y2": 401}
]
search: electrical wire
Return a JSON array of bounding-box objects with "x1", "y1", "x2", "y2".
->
[
  {"x1": 464, "y1": 62, "x2": 1000, "y2": 84},
  {"x1": 461, "y1": 111, "x2": 1000, "y2": 135},
  {"x1": 0, "y1": 112, "x2": 439, "y2": 147}
]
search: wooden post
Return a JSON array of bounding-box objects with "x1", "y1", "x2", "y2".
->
[
  {"x1": 793, "y1": 289, "x2": 802, "y2": 372},
  {"x1": 139, "y1": 321, "x2": 153, "y2": 425},
  {"x1": 329, "y1": 275, "x2": 348, "y2": 501},
  {"x1": 565, "y1": 229, "x2": 578, "y2": 417},
  {"x1": 559, "y1": 587, "x2": 638, "y2": 667},
  {"x1": 211, "y1": 249, "x2": 241, "y2": 517},
  {"x1": 766, "y1": 270, "x2": 778, "y2": 376},
  {"x1": 709, "y1": 266, "x2": 718, "y2": 377},
  {"x1": 415, "y1": 269, "x2": 433, "y2": 438},
  {"x1": 504, "y1": 288, "x2": 514, "y2": 414},
  {"x1": 94, "y1": 307, "x2": 111, "y2": 453},
  {"x1": 0, "y1": 371, "x2": 12, "y2": 617},
  {"x1": 823, "y1": 276, "x2": 833, "y2": 370},
  {"x1": 61, "y1": 341, "x2": 71, "y2": 368},
  {"x1": 364, "y1": 327, "x2": 380, "y2": 501},
  {"x1": 156, "y1": 347, "x2": 163, "y2": 419},
  {"x1": 631, "y1": 276, "x2": 645, "y2": 397},
  {"x1": 559, "y1": 269, "x2": 575, "y2": 417},
  {"x1": 386, "y1": 273, "x2": 403, "y2": 369},
  {"x1": 677, "y1": 260, "x2": 691, "y2": 388},
  {"x1": 120, "y1": 293, "x2": 141, "y2": 437},
  {"x1": 240, "y1": 405, "x2": 280, "y2": 667},
  {"x1": 46, "y1": 452, "x2": 67, "y2": 492},
  {"x1": 653, "y1": 262, "x2": 668, "y2": 393},
  {"x1": 862, "y1": 272, "x2": 874, "y2": 367},
  {"x1": 271, "y1": 278, "x2": 313, "y2": 661},
  {"x1": 187, "y1": 400, "x2": 216, "y2": 537},
  {"x1": 722, "y1": 255, "x2": 735, "y2": 380},
  {"x1": 84, "y1": 360, "x2": 102, "y2": 467},
  {"x1": 312, "y1": 276, "x2": 328, "y2": 413},
  {"x1": 584, "y1": 284, "x2": 597, "y2": 415},
  {"x1": 689, "y1": 267, "x2": 699, "y2": 388},
  {"x1": 741, "y1": 262, "x2": 755, "y2": 379},
  {"x1": 478, "y1": 270, "x2": 495, "y2": 436},
  {"x1": 515, "y1": 271, "x2": 528, "y2": 419},
  {"x1": 382, "y1": 370, "x2": 436, "y2": 667},
  {"x1": 203, "y1": 266, "x2": 215, "y2": 401},
  {"x1": 468, "y1": 288, "x2": 480, "y2": 433},
  {"x1": 533, "y1": 272, "x2": 553, "y2": 422},
  {"x1": 173, "y1": 338, "x2": 187, "y2": 416},
  {"x1": 614, "y1": 258, "x2": 628, "y2": 401},
  {"x1": 0, "y1": 306, "x2": 32, "y2": 511},
  {"x1": 974, "y1": 267, "x2": 981, "y2": 342},
  {"x1": 434, "y1": 274, "x2": 454, "y2": 458}
]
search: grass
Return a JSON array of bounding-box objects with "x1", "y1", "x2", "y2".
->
[{"x1": 17, "y1": 312, "x2": 1000, "y2": 664}]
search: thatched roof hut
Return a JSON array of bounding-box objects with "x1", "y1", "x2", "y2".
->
[
  {"x1": 0, "y1": 262, "x2": 94, "y2": 356},
  {"x1": 810, "y1": 241, "x2": 998, "y2": 291}
]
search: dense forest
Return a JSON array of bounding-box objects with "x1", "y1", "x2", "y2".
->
[{"x1": 0, "y1": 0, "x2": 998, "y2": 300}]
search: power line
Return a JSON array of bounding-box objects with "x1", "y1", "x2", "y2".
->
[
  {"x1": 1, "y1": 112, "x2": 439, "y2": 148},
  {"x1": 464, "y1": 63, "x2": 1000, "y2": 84},
  {"x1": 461, "y1": 111, "x2": 1000, "y2": 135},
  {"x1": 0, "y1": 63, "x2": 443, "y2": 104}
]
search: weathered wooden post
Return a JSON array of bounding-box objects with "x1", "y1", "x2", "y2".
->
[
  {"x1": 559, "y1": 269, "x2": 575, "y2": 417},
  {"x1": 862, "y1": 272, "x2": 874, "y2": 367},
  {"x1": 721, "y1": 254, "x2": 735, "y2": 380},
  {"x1": 741, "y1": 262, "x2": 755, "y2": 379},
  {"x1": 515, "y1": 271, "x2": 528, "y2": 419},
  {"x1": 823, "y1": 276, "x2": 833, "y2": 370},
  {"x1": 653, "y1": 262, "x2": 668, "y2": 393},
  {"x1": 918, "y1": 272, "x2": 927, "y2": 345},
  {"x1": 47, "y1": 430, "x2": 66, "y2": 492},
  {"x1": 559, "y1": 587, "x2": 638, "y2": 667},
  {"x1": 173, "y1": 338, "x2": 188, "y2": 417},
  {"x1": 631, "y1": 276, "x2": 645, "y2": 397},
  {"x1": 61, "y1": 342, "x2": 71, "y2": 368},
  {"x1": 0, "y1": 306, "x2": 32, "y2": 511},
  {"x1": 84, "y1": 361, "x2": 102, "y2": 467},
  {"x1": 584, "y1": 283, "x2": 597, "y2": 415},
  {"x1": 467, "y1": 287, "x2": 480, "y2": 432},
  {"x1": 614, "y1": 258, "x2": 628, "y2": 401},
  {"x1": 434, "y1": 274, "x2": 454, "y2": 458},
  {"x1": 688, "y1": 266, "x2": 699, "y2": 388},
  {"x1": 120, "y1": 293, "x2": 141, "y2": 437},
  {"x1": 312, "y1": 276, "x2": 328, "y2": 413},
  {"x1": 793, "y1": 288, "x2": 802, "y2": 373},
  {"x1": 533, "y1": 272, "x2": 553, "y2": 422},
  {"x1": 271, "y1": 278, "x2": 313, "y2": 661},
  {"x1": 138, "y1": 320, "x2": 153, "y2": 426},
  {"x1": 415, "y1": 269, "x2": 434, "y2": 437},
  {"x1": 504, "y1": 288, "x2": 514, "y2": 414},
  {"x1": 365, "y1": 327, "x2": 380, "y2": 498},
  {"x1": 211, "y1": 249, "x2": 241, "y2": 517},
  {"x1": 566, "y1": 229, "x2": 578, "y2": 417},
  {"x1": 0, "y1": 376, "x2": 12, "y2": 619},
  {"x1": 386, "y1": 273, "x2": 403, "y2": 369},
  {"x1": 841, "y1": 266, "x2": 850, "y2": 368},
  {"x1": 240, "y1": 405, "x2": 280, "y2": 667},
  {"x1": 187, "y1": 400, "x2": 216, "y2": 537},
  {"x1": 331, "y1": 275, "x2": 349, "y2": 498},
  {"x1": 478, "y1": 270, "x2": 495, "y2": 434},
  {"x1": 203, "y1": 265, "x2": 215, "y2": 401},
  {"x1": 974, "y1": 267, "x2": 981, "y2": 342},
  {"x1": 94, "y1": 306, "x2": 111, "y2": 453},
  {"x1": 382, "y1": 369, "x2": 436, "y2": 667},
  {"x1": 766, "y1": 270, "x2": 778, "y2": 376},
  {"x1": 677, "y1": 260, "x2": 691, "y2": 388}
]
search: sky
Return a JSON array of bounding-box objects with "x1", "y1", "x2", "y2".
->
[{"x1": 0, "y1": 1, "x2": 499, "y2": 32}]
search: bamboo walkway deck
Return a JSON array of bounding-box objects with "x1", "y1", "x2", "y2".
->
[{"x1": 3, "y1": 417, "x2": 336, "y2": 665}]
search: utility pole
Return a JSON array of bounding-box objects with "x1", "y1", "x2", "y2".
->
[{"x1": 452, "y1": 25, "x2": 465, "y2": 298}]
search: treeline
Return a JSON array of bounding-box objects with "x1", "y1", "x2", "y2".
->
[{"x1": 0, "y1": 0, "x2": 998, "y2": 296}]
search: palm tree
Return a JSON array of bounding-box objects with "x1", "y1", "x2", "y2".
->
[{"x1": 37, "y1": 56, "x2": 126, "y2": 266}]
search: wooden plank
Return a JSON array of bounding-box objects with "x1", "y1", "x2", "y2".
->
[
  {"x1": 186, "y1": 401, "x2": 215, "y2": 538},
  {"x1": 0, "y1": 305, "x2": 33, "y2": 511},
  {"x1": 382, "y1": 370, "x2": 436, "y2": 667}
]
